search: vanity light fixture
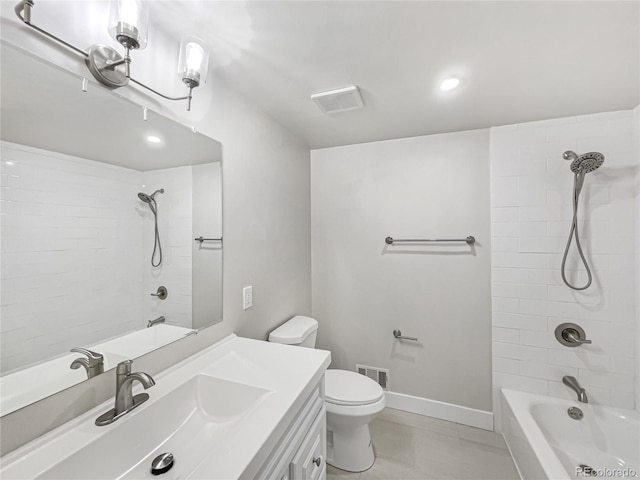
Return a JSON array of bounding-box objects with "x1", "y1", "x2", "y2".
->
[{"x1": 14, "y1": 0, "x2": 209, "y2": 111}]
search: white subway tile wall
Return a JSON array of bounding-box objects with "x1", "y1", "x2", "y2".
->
[
  {"x1": 490, "y1": 111, "x2": 637, "y2": 412},
  {"x1": 0, "y1": 142, "x2": 194, "y2": 373}
]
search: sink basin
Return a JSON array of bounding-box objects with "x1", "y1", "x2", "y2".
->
[{"x1": 36, "y1": 375, "x2": 271, "y2": 479}]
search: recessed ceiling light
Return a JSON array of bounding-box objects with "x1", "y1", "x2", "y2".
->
[
  {"x1": 5, "y1": 161, "x2": 15, "y2": 166},
  {"x1": 440, "y1": 77, "x2": 461, "y2": 92},
  {"x1": 146, "y1": 135, "x2": 162, "y2": 144}
]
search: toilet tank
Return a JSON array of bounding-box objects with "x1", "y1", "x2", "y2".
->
[{"x1": 268, "y1": 315, "x2": 318, "y2": 348}]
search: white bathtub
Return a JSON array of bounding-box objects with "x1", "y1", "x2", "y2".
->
[
  {"x1": 501, "y1": 389, "x2": 639, "y2": 480},
  {"x1": 0, "y1": 324, "x2": 194, "y2": 416}
]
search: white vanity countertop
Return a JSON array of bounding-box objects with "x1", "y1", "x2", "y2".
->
[{"x1": 0, "y1": 335, "x2": 331, "y2": 480}]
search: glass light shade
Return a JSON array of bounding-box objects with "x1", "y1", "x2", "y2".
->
[
  {"x1": 178, "y1": 36, "x2": 209, "y2": 88},
  {"x1": 108, "y1": 0, "x2": 149, "y2": 50}
]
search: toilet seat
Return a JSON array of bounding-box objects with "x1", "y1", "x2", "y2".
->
[{"x1": 324, "y1": 369, "x2": 384, "y2": 406}]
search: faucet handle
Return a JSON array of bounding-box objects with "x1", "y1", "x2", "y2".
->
[
  {"x1": 70, "y1": 348, "x2": 104, "y2": 366},
  {"x1": 555, "y1": 323, "x2": 592, "y2": 347},
  {"x1": 116, "y1": 360, "x2": 133, "y2": 375},
  {"x1": 565, "y1": 331, "x2": 592, "y2": 345}
]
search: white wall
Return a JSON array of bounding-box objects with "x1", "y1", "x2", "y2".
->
[
  {"x1": 1, "y1": 142, "x2": 143, "y2": 372},
  {"x1": 490, "y1": 111, "x2": 637, "y2": 422},
  {"x1": 311, "y1": 130, "x2": 492, "y2": 412},
  {"x1": 0, "y1": 1, "x2": 311, "y2": 454}
]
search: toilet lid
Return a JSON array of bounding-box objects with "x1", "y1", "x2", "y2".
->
[{"x1": 324, "y1": 369, "x2": 384, "y2": 406}]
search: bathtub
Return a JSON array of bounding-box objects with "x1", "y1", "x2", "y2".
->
[
  {"x1": 0, "y1": 324, "x2": 194, "y2": 416},
  {"x1": 501, "y1": 389, "x2": 639, "y2": 479}
]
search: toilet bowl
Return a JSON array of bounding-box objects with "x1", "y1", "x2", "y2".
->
[{"x1": 269, "y1": 315, "x2": 385, "y2": 472}]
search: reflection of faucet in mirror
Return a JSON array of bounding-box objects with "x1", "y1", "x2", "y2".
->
[
  {"x1": 138, "y1": 189, "x2": 164, "y2": 267},
  {"x1": 69, "y1": 348, "x2": 104, "y2": 379}
]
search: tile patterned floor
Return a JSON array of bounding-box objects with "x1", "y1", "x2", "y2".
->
[{"x1": 327, "y1": 408, "x2": 519, "y2": 480}]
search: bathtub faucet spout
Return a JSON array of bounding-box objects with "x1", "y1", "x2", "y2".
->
[{"x1": 562, "y1": 375, "x2": 588, "y2": 403}]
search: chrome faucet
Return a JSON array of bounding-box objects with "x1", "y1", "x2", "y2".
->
[
  {"x1": 70, "y1": 348, "x2": 104, "y2": 379},
  {"x1": 563, "y1": 375, "x2": 588, "y2": 403},
  {"x1": 95, "y1": 360, "x2": 155, "y2": 426}
]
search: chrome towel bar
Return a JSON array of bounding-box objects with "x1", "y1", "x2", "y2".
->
[
  {"x1": 194, "y1": 236, "x2": 223, "y2": 243},
  {"x1": 385, "y1": 236, "x2": 475, "y2": 245}
]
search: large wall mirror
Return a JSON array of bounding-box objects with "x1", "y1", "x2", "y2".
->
[{"x1": 0, "y1": 43, "x2": 223, "y2": 416}]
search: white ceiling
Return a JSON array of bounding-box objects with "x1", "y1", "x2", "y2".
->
[{"x1": 152, "y1": 1, "x2": 639, "y2": 149}]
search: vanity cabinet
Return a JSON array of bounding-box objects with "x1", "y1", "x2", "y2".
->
[{"x1": 256, "y1": 382, "x2": 327, "y2": 480}]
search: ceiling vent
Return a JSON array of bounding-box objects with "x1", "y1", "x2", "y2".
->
[{"x1": 311, "y1": 86, "x2": 364, "y2": 114}]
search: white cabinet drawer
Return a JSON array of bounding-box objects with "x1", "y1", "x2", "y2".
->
[
  {"x1": 255, "y1": 385, "x2": 323, "y2": 480},
  {"x1": 290, "y1": 407, "x2": 326, "y2": 480}
]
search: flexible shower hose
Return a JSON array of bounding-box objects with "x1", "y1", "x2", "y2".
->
[
  {"x1": 560, "y1": 173, "x2": 592, "y2": 290},
  {"x1": 151, "y1": 203, "x2": 163, "y2": 268}
]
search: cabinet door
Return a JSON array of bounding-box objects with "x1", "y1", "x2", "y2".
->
[{"x1": 290, "y1": 407, "x2": 326, "y2": 480}]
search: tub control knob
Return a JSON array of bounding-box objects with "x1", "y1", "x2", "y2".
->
[{"x1": 555, "y1": 323, "x2": 591, "y2": 348}]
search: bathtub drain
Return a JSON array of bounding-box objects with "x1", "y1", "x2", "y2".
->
[{"x1": 568, "y1": 406, "x2": 584, "y2": 420}]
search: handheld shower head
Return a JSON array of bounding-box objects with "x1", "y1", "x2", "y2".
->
[
  {"x1": 560, "y1": 149, "x2": 605, "y2": 291},
  {"x1": 569, "y1": 152, "x2": 604, "y2": 192},
  {"x1": 569, "y1": 152, "x2": 605, "y2": 175}
]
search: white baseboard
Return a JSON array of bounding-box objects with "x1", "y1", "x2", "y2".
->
[{"x1": 384, "y1": 391, "x2": 494, "y2": 431}]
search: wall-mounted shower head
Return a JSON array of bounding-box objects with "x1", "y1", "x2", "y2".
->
[{"x1": 569, "y1": 152, "x2": 605, "y2": 174}]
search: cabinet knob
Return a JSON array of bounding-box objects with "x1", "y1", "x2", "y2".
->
[{"x1": 313, "y1": 456, "x2": 322, "y2": 467}]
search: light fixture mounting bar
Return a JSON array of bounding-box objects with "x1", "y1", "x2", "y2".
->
[
  {"x1": 14, "y1": 0, "x2": 197, "y2": 111},
  {"x1": 15, "y1": 0, "x2": 88, "y2": 58}
]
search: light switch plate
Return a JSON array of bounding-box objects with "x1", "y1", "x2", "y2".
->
[{"x1": 243, "y1": 286, "x2": 253, "y2": 310}]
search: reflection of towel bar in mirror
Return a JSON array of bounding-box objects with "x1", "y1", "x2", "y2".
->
[
  {"x1": 393, "y1": 329, "x2": 418, "y2": 341},
  {"x1": 385, "y1": 236, "x2": 475, "y2": 245},
  {"x1": 194, "y1": 237, "x2": 223, "y2": 243}
]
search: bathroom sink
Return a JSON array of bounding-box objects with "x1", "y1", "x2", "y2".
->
[
  {"x1": 35, "y1": 375, "x2": 271, "y2": 479},
  {"x1": 1, "y1": 336, "x2": 330, "y2": 480}
]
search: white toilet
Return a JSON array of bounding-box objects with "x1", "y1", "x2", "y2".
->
[{"x1": 269, "y1": 315, "x2": 385, "y2": 472}]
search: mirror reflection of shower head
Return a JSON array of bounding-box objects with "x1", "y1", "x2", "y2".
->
[
  {"x1": 137, "y1": 188, "x2": 164, "y2": 267},
  {"x1": 137, "y1": 192, "x2": 153, "y2": 203},
  {"x1": 137, "y1": 189, "x2": 165, "y2": 203}
]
